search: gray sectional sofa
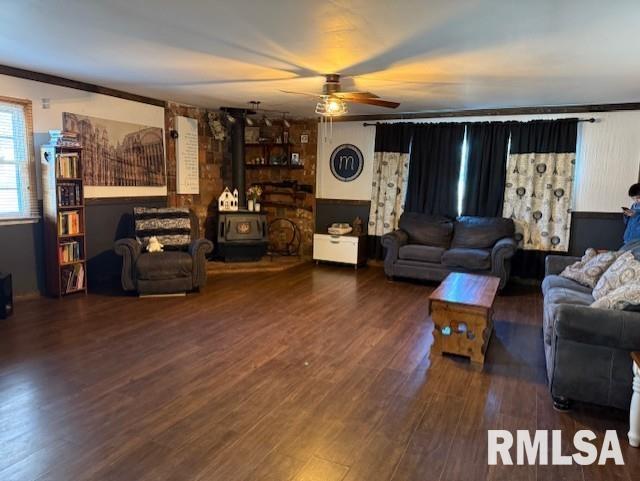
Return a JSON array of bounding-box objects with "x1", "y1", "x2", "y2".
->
[
  {"x1": 543, "y1": 250, "x2": 640, "y2": 411},
  {"x1": 381, "y1": 213, "x2": 517, "y2": 289}
]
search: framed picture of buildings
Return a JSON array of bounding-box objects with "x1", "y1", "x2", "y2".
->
[{"x1": 62, "y1": 113, "x2": 166, "y2": 194}]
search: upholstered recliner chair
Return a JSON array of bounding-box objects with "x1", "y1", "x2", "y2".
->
[{"x1": 114, "y1": 207, "x2": 213, "y2": 295}]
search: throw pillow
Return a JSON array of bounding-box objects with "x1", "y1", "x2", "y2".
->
[
  {"x1": 560, "y1": 249, "x2": 618, "y2": 288},
  {"x1": 558, "y1": 248, "x2": 595, "y2": 280},
  {"x1": 451, "y1": 216, "x2": 515, "y2": 249},
  {"x1": 593, "y1": 250, "x2": 640, "y2": 300},
  {"x1": 591, "y1": 283, "x2": 640, "y2": 310},
  {"x1": 398, "y1": 213, "x2": 453, "y2": 248}
]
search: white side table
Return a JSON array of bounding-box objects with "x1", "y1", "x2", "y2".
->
[
  {"x1": 313, "y1": 233, "x2": 367, "y2": 269},
  {"x1": 629, "y1": 352, "x2": 640, "y2": 448}
]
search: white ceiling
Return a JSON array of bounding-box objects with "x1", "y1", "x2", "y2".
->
[{"x1": 1, "y1": 0, "x2": 640, "y2": 116}]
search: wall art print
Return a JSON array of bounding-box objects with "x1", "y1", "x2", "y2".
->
[{"x1": 62, "y1": 112, "x2": 165, "y2": 187}]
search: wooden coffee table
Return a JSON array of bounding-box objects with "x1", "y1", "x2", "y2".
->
[
  {"x1": 630, "y1": 352, "x2": 640, "y2": 447},
  {"x1": 428, "y1": 273, "x2": 500, "y2": 365}
]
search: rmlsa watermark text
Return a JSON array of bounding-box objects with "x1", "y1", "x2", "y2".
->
[{"x1": 488, "y1": 430, "x2": 624, "y2": 466}]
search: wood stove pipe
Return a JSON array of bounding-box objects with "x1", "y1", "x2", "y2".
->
[
  {"x1": 231, "y1": 116, "x2": 246, "y2": 207},
  {"x1": 222, "y1": 107, "x2": 254, "y2": 208}
]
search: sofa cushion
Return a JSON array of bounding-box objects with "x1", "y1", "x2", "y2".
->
[
  {"x1": 441, "y1": 248, "x2": 491, "y2": 270},
  {"x1": 136, "y1": 251, "x2": 193, "y2": 280},
  {"x1": 398, "y1": 245, "x2": 445, "y2": 263},
  {"x1": 560, "y1": 249, "x2": 619, "y2": 289},
  {"x1": 542, "y1": 275, "x2": 593, "y2": 297},
  {"x1": 451, "y1": 216, "x2": 515, "y2": 249},
  {"x1": 593, "y1": 251, "x2": 640, "y2": 300},
  {"x1": 398, "y1": 212, "x2": 453, "y2": 248},
  {"x1": 543, "y1": 287, "x2": 595, "y2": 346},
  {"x1": 545, "y1": 286, "x2": 595, "y2": 306},
  {"x1": 591, "y1": 283, "x2": 640, "y2": 310}
]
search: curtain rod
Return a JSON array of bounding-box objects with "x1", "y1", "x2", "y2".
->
[{"x1": 363, "y1": 118, "x2": 597, "y2": 127}]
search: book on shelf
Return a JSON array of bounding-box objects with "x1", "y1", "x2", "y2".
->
[
  {"x1": 56, "y1": 153, "x2": 80, "y2": 178},
  {"x1": 61, "y1": 263, "x2": 85, "y2": 293},
  {"x1": 58, "y1": 241, "x2": 82, "y2": 263},
  {"x1": 57, "y1": 183, "x2": 82, "y2": 206},
  {"x1": 58, "y1": 211, "x2": 81, "y2": 235},
  {"x1": 49, "y1": 130, "x2": 81, "y2": 148}
]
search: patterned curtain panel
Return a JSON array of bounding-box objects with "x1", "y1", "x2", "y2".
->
[
  {"x1": 368, "y1": 123, "x2": 413, "y2": 259},
  {"x1": 502, "y1": 119, "x2": 578, "y2": 252}
]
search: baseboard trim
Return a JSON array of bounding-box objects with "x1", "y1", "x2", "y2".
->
[{"x1": 139, "y1": 292, "x2": 186, "y2": 298}]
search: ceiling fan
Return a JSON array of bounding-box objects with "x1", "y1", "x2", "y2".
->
[{"x1": 281, "y1": 74, "x2": 400, "y2": 116}]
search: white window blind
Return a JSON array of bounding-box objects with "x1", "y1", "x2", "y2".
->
[{"x1": 0, "y1": 99, "x2": 39, "y2": 224}]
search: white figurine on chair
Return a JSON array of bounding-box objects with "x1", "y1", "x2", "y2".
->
[{"x1": 146, "y1": 236, "x2": 164, "y2": 253}]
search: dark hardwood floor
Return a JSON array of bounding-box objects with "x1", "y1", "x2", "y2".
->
[{"x1": 0, "y1": 264, "x2": 637, "y2": 481}]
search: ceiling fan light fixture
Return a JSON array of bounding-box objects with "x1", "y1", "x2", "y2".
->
[
  {"x1": 315, "y1": 96, "x2": 347, "y2": 117},
  {"x1": 326, "y1": 98, "x2": 342, "y2": 113},
  {"x1": 281, "y1": 74, "x2": 399, "y2": 116}
]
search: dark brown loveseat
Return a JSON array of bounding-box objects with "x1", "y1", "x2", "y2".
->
[{"x1": 381, "y1": 213, "x2": 516, "y2": 289}]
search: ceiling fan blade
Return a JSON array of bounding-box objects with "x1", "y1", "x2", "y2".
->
[
  {"x1": 333, "y1": 91, "x2": 380, "y2": 99},
  {"x1": 279, "y1": 89, "x2": 323, "y2": 99},
  {"x1": 348, "y1": 98, "x2": 400, "y2": 109}
]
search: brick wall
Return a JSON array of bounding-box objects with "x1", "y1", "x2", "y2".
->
[
  {"x1": 164, "y1": 102, "x2": 231, "y2": 238},
  {"x1": 165, "y1": 103, "x2": 317, "y2": 257},
  {"x1": 245, "y1": 119, "x2": 318, "y2": 257}
]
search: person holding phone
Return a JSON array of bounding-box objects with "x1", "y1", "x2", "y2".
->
[{"x1": 623, "y1": 183, "x2": 640, "y2": 244}]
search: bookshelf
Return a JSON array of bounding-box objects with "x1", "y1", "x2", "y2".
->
[{"x1": 41, "y1": 145, "x2": 87, "y2": 297}]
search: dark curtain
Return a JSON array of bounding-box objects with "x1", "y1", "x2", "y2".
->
[
  {"x1": 508, "y1": 118, "x2": 579, "y2": 279},
  {"x1": 368, "y1": 123, "x2": 413, "y2": 260},
  {"x1": 462, "y1": 122, "x2": 512, "y2": 217},
  {"x1": 373, "y1": 122, "x2": 413, "y2": 152},
  {"x1": 405, "y1": 123, "x2": 466, "y2": 218},
  {"x1": 367, "y1": 234, "x2": 385, "y2": 261},
  {"x1": 511, "y1": 250, "x2": 559, "y2": 280},
  {"x1": 509, "y1": 118, "x2": 578, "y2": 154}
]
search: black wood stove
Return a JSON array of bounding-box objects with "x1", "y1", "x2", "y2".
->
[
  {"x1": 212, "y1": 107, "x2": 270, "y2": 262},
  {"x1": 216, "y1": 211, "x2": 268, "y2": 261}
]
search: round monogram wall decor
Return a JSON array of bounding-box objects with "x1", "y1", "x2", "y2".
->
[{"x1": 330, "y1": 144, "x2": 364, "y2": 182}]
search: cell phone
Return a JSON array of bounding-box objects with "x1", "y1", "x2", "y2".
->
[{"x1": 623, "y1": 207, "x2": 632, "y2": 211}]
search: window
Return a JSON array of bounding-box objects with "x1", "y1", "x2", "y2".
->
[
  {"x1": 456, "y1": 126, "x2": 469, "y2": 216},
  {"x1": 0, "y1": 97, "x2": 38, "y2": 224}
]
